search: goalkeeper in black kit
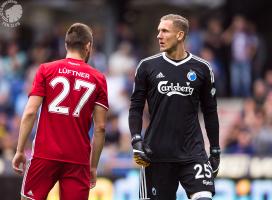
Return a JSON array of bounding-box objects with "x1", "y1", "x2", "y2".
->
[{"x1": 129, "y1": 14, "x2": 220, "y2": 200}]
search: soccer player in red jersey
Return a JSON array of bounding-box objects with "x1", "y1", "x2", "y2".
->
[{"x1": 12, "y1": 23, "x2": 108, "y2": 200}]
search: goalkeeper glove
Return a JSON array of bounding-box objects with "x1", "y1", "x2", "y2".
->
[
  {"x1": 131, "y1": 134, "x2": 152, "y2": 167},
  {"x1": 209, "y1": 147, "x2": 221, "y2": 178}
]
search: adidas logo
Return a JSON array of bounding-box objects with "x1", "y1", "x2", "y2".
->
[
  {"x1": 156, "y1": 72, "x2": 165, "y2": 78},
  {"x1": 27, "y1": 190, "x2": 34, "y2": 196}
]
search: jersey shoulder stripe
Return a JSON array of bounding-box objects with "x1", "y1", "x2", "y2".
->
[
  {"x1": 192, "y1": 55, "x2": 210, "y2": 66},
  {"x1": 135, "y1": 53, "x2": 162, "y2": 76},
  {"x1": 143, "y1": 53, "x2": 162, "y2": 60},
  {"x1": 192, "y1": 55, "x2": 214, "y2": 83}
]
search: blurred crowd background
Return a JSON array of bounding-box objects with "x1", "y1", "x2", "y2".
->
[{"x1": 0, "y1": 0, "x2": 272, "y2": 183}]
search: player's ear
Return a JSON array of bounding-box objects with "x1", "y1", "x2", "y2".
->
[
  {"x1": 177, "y1": 31, "x2": 185, "y2": 41},
  {"x1": 65, "y1": 43, "x2": 68, "y2": 51},
  {"x1": 85, "y1": 42, "x2": 91, "y2": 52}
]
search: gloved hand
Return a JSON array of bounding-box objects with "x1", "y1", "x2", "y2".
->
[
  {"x1": 209, "y1": 147, "x2": 221, "y2": 178},
  {"x1": 131, "y1": 134, "x2": 152, "y2": 167}
]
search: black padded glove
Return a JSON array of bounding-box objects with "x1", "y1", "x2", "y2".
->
[
  {"x1": 209, "y1": 147, "x2": 221, "y2": 178},
  {"x1": 131, "y1": 134, "x2": 152, "y2": 167}
]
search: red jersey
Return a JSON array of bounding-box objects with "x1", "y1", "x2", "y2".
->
[{"x1": 29, "y1": 58, "x2": 108, "y2": 165}]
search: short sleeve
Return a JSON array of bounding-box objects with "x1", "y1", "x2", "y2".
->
[
  {"x1": 29, "y1": 64, "x2": 46, "y2": 97},
  {"x1": 94, "y1": 74, "x2": 109, "y2": 110}
]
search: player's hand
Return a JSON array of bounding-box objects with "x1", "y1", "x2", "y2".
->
[
  {"x1": 209, "y1": 147, "x2": 221, "y2": 178},
  {"x1": 131, "y1": 134, "x2": 152, "y2": 167},
  {"x1": 90, "y1": 167, "x2": 97, "y2": 189},
  {"x1": 12, "y1": 151, "x2": 26, "y2": 175}
]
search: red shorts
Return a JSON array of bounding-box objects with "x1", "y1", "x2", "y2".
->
[{"x1": 21, "y1": 157, "x2": 90, "y2": 200}]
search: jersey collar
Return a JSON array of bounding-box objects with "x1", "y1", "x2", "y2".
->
[
  {"x1": 162, "y1": 52, "x2": 192, "y2": 66},
  {"x1": 66, "y1": 57, "x2": 85, "y2": 63}
]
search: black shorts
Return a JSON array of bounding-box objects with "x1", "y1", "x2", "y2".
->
[{"x1": 142, "y1": 160, "x2": 215, "y2": 200}]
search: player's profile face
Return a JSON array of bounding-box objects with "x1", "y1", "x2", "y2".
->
[{"x1": 157, "y1": 20, "x2": 180, "y2": 52}]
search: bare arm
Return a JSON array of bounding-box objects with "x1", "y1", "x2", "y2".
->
[
  {"x1": 89, "y1": 104, "x2": 107, "y2": 188},
  {"x1": 91, "y1": 105, "x2": 107, "y2": 168},
  {"x1": 12, "y1": 96, "x2": 43, "y2": 175}
]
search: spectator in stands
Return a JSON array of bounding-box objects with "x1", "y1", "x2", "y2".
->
[
  {"x1": 105, "y1": 113, "x2": 121, "y2": 148},
  {"x1": 89, "y1": 45, "x2": 108, "y2": 73},
  {"x1": 241, "y1": 98, "x2": 256, "y2": 129},
  {"x1": 0, "y1": 112, "x2": 9, "y2": 143},
  {"x1": 264, "y1": 70, "x2": 272, "y2": 91},
  {"x1": 0, "y1": 41, "x2": 27, "y2": 79},
  {"x1": 186, "y1": 15, "x2": 203, "y2": 55},
  {"x1": 263, "y1": 91, "x2": 272, "y2": 124},
  {"x1": 108, "y1": 41, "x2": 137, "y2": 76},
  {"x1": 225, "y1": 127, "x2": 255, "y2": 155},
  {"x1": 225, "y1": 15, "x2": 256, "y2": 97},
  {"x1": 204, "y1": 17, "x2": 225, "y2": 62},
  {"x1": 248, "y1": 21, "x2": 266, "y2": 82},
  {"x1": 252, "y1": 79, "x2": 268, "y2": 108},
  {"x1": 0, "y1": 77, "x2": 11, "y2": 114},
  {"x1": 249, "y1": 92, "x2": 272, "y2": 155},
  {"x1": 253, "y1": 126, "x2": 272, "y2": 155},
  {"x1": 204, "y1": 17, "x2": 228, "y2": 96},
  {"x1": 200, "y1": 46, "x2": 226, "y2": 96}
]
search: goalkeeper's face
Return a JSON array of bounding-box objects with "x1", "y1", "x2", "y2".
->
[{"x1": 157, "y1": 20, "x2": 184, "y2": 53}]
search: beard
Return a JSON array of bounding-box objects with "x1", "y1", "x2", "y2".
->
[{"x1": 164, "y1": 42, "x2": 178, "y2": 53}]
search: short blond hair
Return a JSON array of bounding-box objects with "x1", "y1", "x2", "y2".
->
[{"x1": 161, "y1": 14, "x2": 189, "y2": 39}]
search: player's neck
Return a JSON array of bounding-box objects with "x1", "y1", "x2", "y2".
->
[
  {"x1": 165, "y1": 45, "x2": 186, "y2": 60},
  {"x1": 66, "y1": 52, "x2": 85, "y2": 61}
]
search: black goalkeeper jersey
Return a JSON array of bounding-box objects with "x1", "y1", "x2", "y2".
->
[{"x1": 129, "y1": 52, "x2": 219, "y2": 163}]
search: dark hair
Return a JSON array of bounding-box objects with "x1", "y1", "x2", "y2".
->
[{"x1": 65, "y1": 23, "x2": 93, "y2": 54}]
